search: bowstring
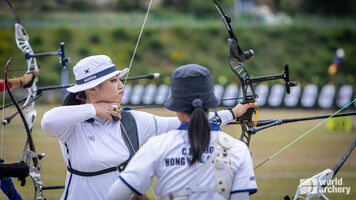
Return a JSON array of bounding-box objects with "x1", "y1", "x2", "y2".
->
[
  {"x1": 121, "y1": 0, "x2": 152, "y2": 88},
  {"x1": 119, "y1": 1, "x2": 158, "y2": 199},
  {"x1": 254, "y1": 98, "x2": 356, "y2": 169}
]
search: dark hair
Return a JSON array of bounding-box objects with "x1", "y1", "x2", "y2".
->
[
  {"x1": 62, "y1": 92, "x2": 86, "y2": 106},
  {"x1": 186, "y1": 107, "x2": 210, "y2": 166}
]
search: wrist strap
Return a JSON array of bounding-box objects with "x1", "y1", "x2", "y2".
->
[{"x1": 225, "y1": 107, "x2": 235, "y2": 120}]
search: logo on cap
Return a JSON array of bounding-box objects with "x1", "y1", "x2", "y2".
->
[{"x1": 84, "y1": 68, "x2": 90, "y2": 74}]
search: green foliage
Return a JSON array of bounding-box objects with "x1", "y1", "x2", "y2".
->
[
  {"x1": 111, "y1": 28, "x2": 130, "y2": 41},
  {"x1": 89, "y1": 34, "x2": 101, "y2": 44},
  {"x1": 162, "y1": 0, "x2": 235, "y2": 16},
  {"x1": 78, "y1": 44, "x2": 92, "y2": 57},
  {"x1": 300, "y1": 0, "x2": 356, "y2": 16},
  {"x1": 1, "y1": 23, "x2": 355, "y2": 87},
  {"x1": 147, "y1": 36, "x2": 163, "y2": 51},
  {"x1": 37, "y1": 0, "x2": 56, "y2": 12},
  {"x1": 69, "y1": 0, "x2": 95, "y2": 12},
  {"x1": 54, "y1": 27, "x2": 73, "y2": 44},
  {"x1": 116, "y1": 0, "x2": 145, "y2": 11}
]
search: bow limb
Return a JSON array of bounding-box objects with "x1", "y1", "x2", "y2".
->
[
  {"x1": 4, "y1": 58, "x2": 45, "y2": 200},
  {"x1": 4, "y1": 58, "x2": 35, "y2": 153},
  {"x1": 212, "y1": 0, "x2": 257, "y2": 147}
]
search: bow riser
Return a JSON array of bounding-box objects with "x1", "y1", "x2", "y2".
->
[
  {"x1": 22, "y1": 81, "x2": 38, "y2": 130},
  {"x1": 213, "y1": 0, "x2": 298, "y2": 147},
  {"x1": 14, "y1": 20, "x2": 39, "y2": 130},
  {"x1": 15, "y1": 24, "x2": 39, "y2": 72}
]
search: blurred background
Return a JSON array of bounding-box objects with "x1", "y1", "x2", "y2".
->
[{"x1": 0, "y1": 0, "x2": 355, "y2": 199}]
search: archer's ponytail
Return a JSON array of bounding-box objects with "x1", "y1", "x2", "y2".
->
[
  {"x1": 187, "y1": 99, "x2": 210, "y2": 166},
  {"x1": 62, "y1": 92, "x2": 86, "y2": 106}
]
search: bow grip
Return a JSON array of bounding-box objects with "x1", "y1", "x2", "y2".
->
[{"x1": 236, "y1": 107, "x2": 254, "y2": 124}]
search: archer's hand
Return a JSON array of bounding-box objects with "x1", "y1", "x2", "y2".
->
[
  {"x1": 130, "y1": 194, "x2": 150, "y2": 200},
  {"x1": 232, "y1": 103, "x2": 258, "y2": 119},
  {"x1": 92, "y1": 102, "x2": 121, "y2": 122},
  {"x1": 20, "y1": 73, "x2": 34, "y2": 87},
  {"x1": 20, "y1": 70, "x2": 39, "y2": 88}
]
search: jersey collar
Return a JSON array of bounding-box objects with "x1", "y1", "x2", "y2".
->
[
  {"x1": 177, "y1": 121, "x2": 221, "y2": 131},
  {"x1": 85, "y1": 116, "x2": 120, "y2": 124}
]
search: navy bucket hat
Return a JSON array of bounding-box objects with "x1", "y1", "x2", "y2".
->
[{"x1": 164, "y1": 64, "x2": 219, "y2": 112}]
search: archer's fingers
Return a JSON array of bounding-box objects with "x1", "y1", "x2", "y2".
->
[
  {"x1": 249, "y1": 102, "x2": 259, "y2": 110},
  {"x1": 106, "y1": 113, "x2": 114, "y2": 123},
  {"x1": 111, "y1": 110, "x2": 121, "y2": 120}
]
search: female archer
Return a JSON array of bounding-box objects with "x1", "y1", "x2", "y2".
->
[
  {"x1": 107, "y1": 64, "x2": 258, "y2": 200},
  {"x1": 41, "y1": 55, "x2": 252, "y2": 200}
]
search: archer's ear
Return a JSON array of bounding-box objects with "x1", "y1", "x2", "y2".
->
[{"x1": 86, "y1": 87, "x2": 97, "y2": 95}]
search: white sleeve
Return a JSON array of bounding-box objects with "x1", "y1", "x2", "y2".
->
[
  {"x1": 230, "y1": 192, "x2": 249, "y2": 200},
  {"x1": 107, "y1": 178, "x2": 135, "y2": 200},
  {"x1": 230, "y1": 144, "x2": 257, "y2": 196},
  {"x1": 132, "y1": 109, "x2": 234, "y2": 145},
  {"x1": 131, "y1": 110, "x2": 180, "y2": 145},
  {"x1": 209, "y1": 110, "x2": 235, "y2": 125},
  {"x1": 118, "y1": 137, "x2": 159, "y2": 194},
  {"x1": 41, "y1": 104, "x2": 96, "y2": 142}
]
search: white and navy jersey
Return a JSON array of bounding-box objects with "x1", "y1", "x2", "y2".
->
[
  {"x1": 120, "y1": 122, "x2": 257, "y2": 199},
  {"x1": 41, "y1": 104, "x2": 234, "y2": 200}
]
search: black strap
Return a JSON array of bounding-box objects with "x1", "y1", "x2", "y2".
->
[
  {"x1": 120, "y1": 111, "x2": 139, "y2": 160},
  {"x1": 225, "y1": 107, "x2": 235, "y2": 120},
  {"x1": 67, "y1": 166, "x2": 116, "y2": 177},
  {"x1": 66, "y1": 161, "x2": 130, "y2": 177},
  {"x1": 65, "y1": 111, "x2": 139, "y2": 177},
  {"x1": 64, "y1": 143, "x2": 72, "y2": 200}
]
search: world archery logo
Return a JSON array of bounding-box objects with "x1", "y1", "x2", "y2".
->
[{"x1": 84, "y1": 68, "x2": 90, "y2": 74}]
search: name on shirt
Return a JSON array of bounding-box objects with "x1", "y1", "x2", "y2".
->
[{"x1": 164, "y1": 146, "x2": 214, "y2": 167}]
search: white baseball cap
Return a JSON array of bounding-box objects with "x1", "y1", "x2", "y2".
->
[{"x1": 67, "y1": 55, "x2": 128, "y2": 93}]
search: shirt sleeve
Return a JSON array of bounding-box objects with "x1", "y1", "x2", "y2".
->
[
  {"x1": 209, "y1": 110, "x2": 235, "y2": 126},
  {"x1": 230, "y1": 143, "x2": 257, "y2": 195},
  {"x1": 0, "y1": 80, "x2": 12, "y2": 92},
  {"x1": 133, "y1": 110, "x2": 234, "y2": 145},
  {"x1": 119, "y1": 137, "x2": 159, "y2": 194},
  {"x1": 41, "y1": 104, "x2": 96, "y2": 142},
  {"x1": 131, "y1": 110, "x2": 180, "y2": 145}
]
